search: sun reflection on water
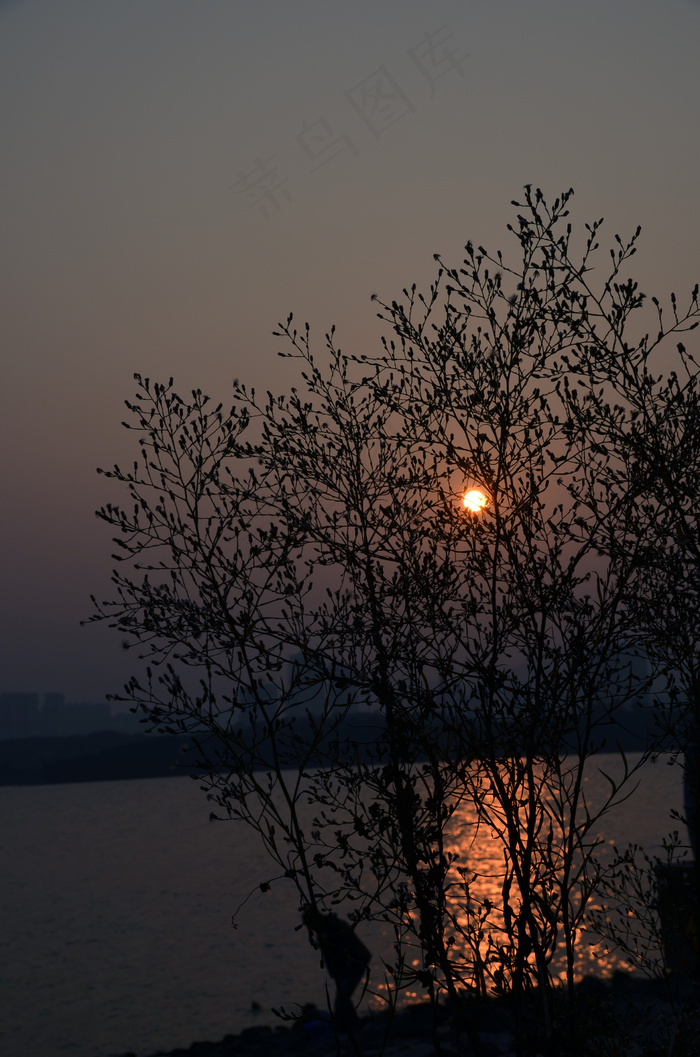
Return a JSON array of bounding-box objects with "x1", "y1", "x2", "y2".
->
[
  {"x1": 365, "y1": 753, "x2": 681, "y2": 1010},
  {"x1": 442, "y1": 794, "x2": 637, "y2": 986}
]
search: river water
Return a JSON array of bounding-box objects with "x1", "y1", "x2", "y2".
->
[{"x1": 0, "y1": 755, "x2": 689, "y2": 1057}]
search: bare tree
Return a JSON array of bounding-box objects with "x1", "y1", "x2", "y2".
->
[{"x1": 91, "y1": 187, "x2": 700, "y2": 1053}]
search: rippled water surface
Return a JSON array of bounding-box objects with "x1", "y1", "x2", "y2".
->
[{"x1": 0, "y1": 755, "x2": 687, "y2": 1057}]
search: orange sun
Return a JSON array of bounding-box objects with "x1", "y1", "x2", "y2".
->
[{"x1": 463, "y1": 489, "x2": 489, "y2": 514}]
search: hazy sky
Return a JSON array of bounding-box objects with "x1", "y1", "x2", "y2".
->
[{"x1": 2, "y1": 0, "x2": 699, "y2": 703}]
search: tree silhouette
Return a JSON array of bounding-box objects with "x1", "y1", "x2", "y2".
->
[{"x1": 91, "y1": 187, "x2": 700, "y2": 1051}]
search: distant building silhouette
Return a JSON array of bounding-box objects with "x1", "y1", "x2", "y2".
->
[
  {"x1": 0, "y1": 693, "x2": 39, "y2": 738},
  {"x1": 40, "y1": 693, "x2": 110, "y2": 736},
  {"x1": 0, "y1": 692, "x2": 143, "y2": 739}
]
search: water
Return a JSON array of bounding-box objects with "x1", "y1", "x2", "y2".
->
[{"x1": 0, "y1": 756, "x2": 688, "y2": 1057}]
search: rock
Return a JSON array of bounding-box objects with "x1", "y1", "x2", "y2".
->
[{"x1": 120, "y1": 971, "x2": 700, "y2": 1057}]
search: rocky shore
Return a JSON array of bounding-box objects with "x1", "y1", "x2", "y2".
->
[{"x1": 113, "y1": 972, "x2": 700, "y2": 1057}]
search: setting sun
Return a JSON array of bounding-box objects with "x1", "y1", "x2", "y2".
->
[{"x1": 463, "y1": 489, "x2": 489, "y2": 514}]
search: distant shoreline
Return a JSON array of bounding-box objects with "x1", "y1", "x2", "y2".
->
[
  {"x1": 0, "y1": 717, "x2": 654, "y2": 788},
  {"x1": 0, "y1": 730, "x2": 199, "y2": 787}
]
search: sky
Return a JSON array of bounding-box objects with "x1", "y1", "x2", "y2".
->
[{"x1": 1, "y1": 0, "x2": 699, "y2": 705}]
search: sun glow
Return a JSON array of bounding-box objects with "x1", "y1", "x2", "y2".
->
[{"x1": 463, "y1": 489, "x2": 489, "y2": 514}]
